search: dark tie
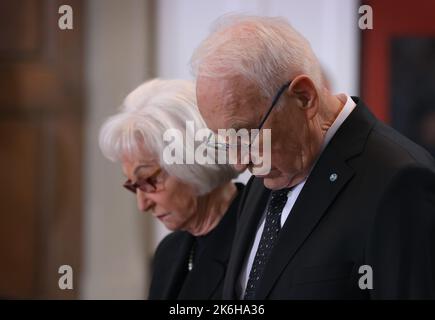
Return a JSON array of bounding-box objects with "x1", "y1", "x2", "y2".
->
[{"x1": 244, "y1": 188, "x2": 291, "y2": 300}]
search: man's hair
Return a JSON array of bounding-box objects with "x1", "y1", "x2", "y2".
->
[{"x1": 191, "y1": 14, "x2": 324, "y2": 99}]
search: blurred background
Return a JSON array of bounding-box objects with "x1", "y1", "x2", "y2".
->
[{"x1": 0, "y1": 0, "x2": 434, "y2": 299}]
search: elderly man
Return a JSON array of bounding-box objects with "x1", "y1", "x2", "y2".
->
[{"x1": 191, "y1": 15, "x2": 435, "y2": 299}]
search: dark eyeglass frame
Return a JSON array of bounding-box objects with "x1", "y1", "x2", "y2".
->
[
  {"x1": 254, "y1": 80, "x2": 292, "y2": 140},
  {"x1": 207, "y1": 80, "x2": 292, "y2": 151},
  {"x1": 123, "y1": 167, "x2": 165, "y2": 194}
]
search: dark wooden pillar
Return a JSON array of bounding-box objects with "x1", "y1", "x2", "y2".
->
[{"x1": 0, "y1": 0, "x2": 84, "y2": 299}]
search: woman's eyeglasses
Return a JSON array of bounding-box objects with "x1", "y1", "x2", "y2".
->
[{"x1": 123, "y1": 168, "x2": 166, "y2": 194}]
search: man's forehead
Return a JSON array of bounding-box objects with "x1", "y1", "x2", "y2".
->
[
  {"x1": 197, "y1": 77, "x2": 234, "y2": 107},
  {"x1": 205, "y1": 98, "x2": 258, "y2": 132},
  {"x1": 197, "y1": 76, "x2": 263, "y2": 130}
]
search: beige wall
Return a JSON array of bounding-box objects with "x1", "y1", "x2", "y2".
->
[{"x1": 81, "y1": 0, "x2": 154, "y2": 299}]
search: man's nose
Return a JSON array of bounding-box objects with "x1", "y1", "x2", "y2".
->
[
  {"x1": 136, "y1": 191, "x2": 154, "y2": 212},
  {"x1": 234, "y1": 146, "x2": 251, "y2": 172},
  {"x1": 233, "y1": 162, "x2": 248, "y2": 172}
]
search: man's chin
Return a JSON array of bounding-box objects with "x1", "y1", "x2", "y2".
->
[
  {"x1": 250, "y1": 166, "x2": 278, "y2": 178},
  {"x1": 263, "y1": 176, "x2": 291, "y2": 190}
]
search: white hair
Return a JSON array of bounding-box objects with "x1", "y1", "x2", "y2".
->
[
  {"x1": 99, "y1": 78, "x2": 237, "y2": 195},
  {"x1": 191, "y1": 14, "x2": 324, "y2": 99}
]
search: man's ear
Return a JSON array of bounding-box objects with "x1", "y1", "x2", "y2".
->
[{"x1": 288, "y1": 75, "x2": 319, "y2": 120}]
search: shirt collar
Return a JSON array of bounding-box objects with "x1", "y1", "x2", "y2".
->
[
  {"x1": 295, "y1": 95, "x2": 356, "y2": 186},
  {"x1": 320, "y1": 94, "x2": 356, "y2": 152}
]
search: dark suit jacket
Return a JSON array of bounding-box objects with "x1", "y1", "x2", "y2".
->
[
  {"x1": 148, "y1": 183, "x2": 243, "y2": 300},
  {"x1": 223, "y1": 98, "x2": 435, "y2": 299}
]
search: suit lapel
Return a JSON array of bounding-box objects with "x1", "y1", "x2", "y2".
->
[
  {"x1": 254, "y1": 99, "x2": 377, "y2": 299},
  {"x1": 223, "y1": 180, "x2": 271, "y2": 298},
  {"x1": 255, "y1": 143, "x2": 355, "y2": 299}
]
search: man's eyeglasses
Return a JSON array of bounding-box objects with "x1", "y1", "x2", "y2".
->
[
  {"x1": 123, "y1": 168, "x2": 166, "y2": 194},
  {"x1": 206, "y1": 81, "x2": 292, "y2": 151}
]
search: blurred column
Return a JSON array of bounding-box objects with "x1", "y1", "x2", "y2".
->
[{"x1": 82, "y1": 0, "x2": 154, "y2": 299}]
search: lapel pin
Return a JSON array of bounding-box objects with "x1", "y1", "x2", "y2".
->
[{"x1": 329, "y1": 173, "x2": 338, "y2": 182}]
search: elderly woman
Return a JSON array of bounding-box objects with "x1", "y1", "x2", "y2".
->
[{"x1": 99, "y1": 79, "x2": 243, "y2": 299}]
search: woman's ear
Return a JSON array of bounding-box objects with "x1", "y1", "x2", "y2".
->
[{"x1": 288, "y1": 75, "x2": 319, "y2": 119}]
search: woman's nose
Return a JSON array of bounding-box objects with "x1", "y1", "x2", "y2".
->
[{"x1": 136, "y1": 191, "x2": 154, "y2": 212}]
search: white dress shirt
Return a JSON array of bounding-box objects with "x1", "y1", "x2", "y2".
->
[{"x1": 237, "y1": 95, "x2": 357, "y2": 298}]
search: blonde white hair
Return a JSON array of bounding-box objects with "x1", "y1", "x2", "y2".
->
[
  {"x1": 99, "y1": 78, "x2": 237, "y2": 195},
  {"x1": 191, "y1": 14, "x2": 324, "y2": 99}
]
